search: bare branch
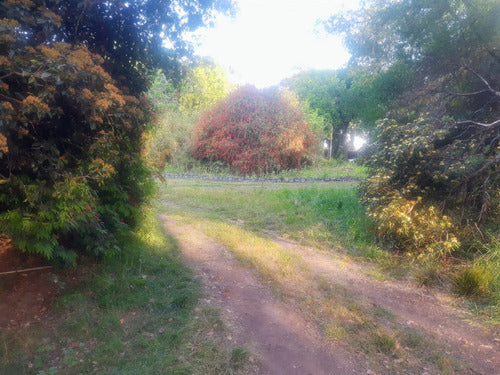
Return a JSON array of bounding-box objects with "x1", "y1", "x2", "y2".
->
[
  {"x1": 467, "y1": 155, "x2": 500, "y2": 182},
  {"x1": 0, "y1": 266, "x2": 53, "y2": 276},
  {"x1": 0, "y1": 71, "x2": 23, "y2": 80},
  {"x1": 0, "y1": 93, "x2": 22, "y2": 105},
  {"x1": 456, "y1": 119, "x2": 500, "y2": 128},
  {"x1": 464, "y1": 66, "x2": 500, "y2": 98},
  {"x1": 446, "y1": 89, "x2": 491, "y2": 97}
]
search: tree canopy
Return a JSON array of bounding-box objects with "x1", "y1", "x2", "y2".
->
[
  {"x1": 0, "y1": 0, "x2": 232, "y2": 263},
  {"x1": 327, "y1": 0, "x2": 500, "y2": 258},
  {"x1": 284, "y1": 64, "x2": 411, "y2": 158},
  {"x1": 1, "y1": 0, "x2": 232, "y2": 93},
  {"x1": 144, "y1": 62, "x2": 232, "y2": 171}
]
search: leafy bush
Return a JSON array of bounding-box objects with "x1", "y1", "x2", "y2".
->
[
  {"x1": 367, "y1": 191, "x2": 459, "y2": 259},
  {"x1": 0, "y1": 4, "x2": 153, "y2": 263},
  {"x1": 192, "y1": 85, "x2": 318, "y2": 175},
  {"x1": 331, "y1": 0, "x2": 499, "y2": 261},
  {"x1": 360, "y1": 115, "x2": 498, "y2": 259},
  {"x1": 145, "y1": 110, "x2": 198, "y2": 171}
]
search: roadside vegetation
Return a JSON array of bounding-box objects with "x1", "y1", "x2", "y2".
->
[
  {"x1": 159, "y1": 180, "x2": 488, "y2": 373},
  {"x1": 0, "y1": 209, "x2": 249, "y2": 374},
  {"x1": 161, "y1": 176, "x2": 499, "y2": 321}
]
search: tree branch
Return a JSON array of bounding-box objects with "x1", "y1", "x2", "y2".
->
[
  {"x1": 456, "y1": 119, "x2": 500, "y2": 128},
  {"x1": 0, "y1": 93, "x2": 22, "y2": 106},
  {"x1": 464, "y1": 66, "x2": 500, "y2": 98},
  {"x1": 467, "y1": 155, "x2": 500, "y2": 182},
  {"x1": 446, "y1": 89, "x2": 490, "y2": 97}
]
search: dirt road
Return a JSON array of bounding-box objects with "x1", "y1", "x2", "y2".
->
[{"x1": 161, "y1": 214, "x2": 499, "y2": 375}]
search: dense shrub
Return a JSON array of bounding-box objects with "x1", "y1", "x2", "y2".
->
[
  {"x1": 0, "y1": 3, "x2": 153, "y2": 264},
  {"x1": 360, "y1": 116, "x2": 499, "y2": 259},
  {"x1": 327, "y1": 0, "x2": 499, "y2": 262},
  {"x1": 192, "y1": 86, "x2": 318, "y2": 175}
]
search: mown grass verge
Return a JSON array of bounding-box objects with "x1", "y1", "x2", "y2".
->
[{"x1": 0, "y1": 208, "x2": 248, "y2": 375}]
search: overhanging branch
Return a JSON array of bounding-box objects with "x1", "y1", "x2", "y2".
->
[
  {"x1": 456, "y1": 119, "x2": 500, "y2": 128},
  {"x1": 465, "y1": 66, "x2": 500, "y2": 98}
]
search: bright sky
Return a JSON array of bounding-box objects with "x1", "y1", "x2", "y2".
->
[{"x1": 191, "y1": 0, "x2": 360, "y2": 88}]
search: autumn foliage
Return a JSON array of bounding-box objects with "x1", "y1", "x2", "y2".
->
[
  {"x1": 192, "y1": 86, "x2": 317, "y2": 175},
  {"x1": 0, "y1": 2, "x2": 153, "y2": 264}
]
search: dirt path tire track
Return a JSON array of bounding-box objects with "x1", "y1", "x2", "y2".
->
[
  {"x1": 272, "y1": 237, "x2": 500, "y2": 375},
  {"x1": 161, "y1": 215, "x2": 367, "y2": 375}
]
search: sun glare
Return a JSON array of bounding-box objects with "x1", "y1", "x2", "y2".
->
[{"x1": 191, "y1": 0, "x2": 360, "y2": 88}]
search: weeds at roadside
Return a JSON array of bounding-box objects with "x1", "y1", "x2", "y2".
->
[{"x1": 452, "y1": 236, "x2": 500, "y2": 321}]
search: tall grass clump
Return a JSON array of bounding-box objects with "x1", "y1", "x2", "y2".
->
[{"x1": 454, "y1": 236, "x2": 500, "y2": 305}]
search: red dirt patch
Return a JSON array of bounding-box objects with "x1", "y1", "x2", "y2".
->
[{"x1": 0, "y1": 236, "x2": 59, "y2": 329}]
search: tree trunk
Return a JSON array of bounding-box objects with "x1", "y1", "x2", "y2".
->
[
  {"x1": 331, "y1": 128, "x2": 345, "y2": 159},
  {"x1": 329, "y1": 128, "x2": 333, "y2": 160}
]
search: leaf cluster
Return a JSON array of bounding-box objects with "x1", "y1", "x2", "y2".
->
[
  {"x1": 0, "y1": 0, "x2": 232, "y2": 94},
  {"x1": 330, "y1": 0, "x2": 500, "y2": 258}
]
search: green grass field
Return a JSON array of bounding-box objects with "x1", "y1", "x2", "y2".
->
[
  {"x1": 160, "y1": 179, "x2": 385, "y2": 261},
  {"x1": 164, "y1": 159, "x2": 368, "y2": 179},
  {"x1": 158, "y1": 180, "x2": 471, "y2": 374}
]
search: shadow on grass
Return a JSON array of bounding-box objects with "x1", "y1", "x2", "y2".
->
[{"x1": 0, "y1": 210, "x2": 247, "y2": 375}]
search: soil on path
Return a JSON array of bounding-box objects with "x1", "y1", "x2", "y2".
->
[
  {"x1": 161, "y1": 215, "x2": 367, "y2": 375},
  {"x1": 0, "y1": 237, "x2": 58, "y2": 329},
  {"x1": 272, "y1": 237, "x2": 500, "y2": 375},
  {"x1": 161, "y1": 213, "x2": 499, "y2": 375}
]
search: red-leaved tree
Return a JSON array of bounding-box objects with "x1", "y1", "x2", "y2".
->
[{"x1": 192, "y1": 86, "x2": 318, "y2": 175}]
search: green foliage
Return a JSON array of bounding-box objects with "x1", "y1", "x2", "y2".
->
[
  {"x1": 145, "y1": 64, "x2": 232, "y2": 171},
  {"x1": 146, "y1": 110, "x2": 199, "y2": 171},
  {"x1": 455, "y1": 264, "x2": 494, "y2": 298},
  {"x1": 360, "y1": 114, "x2": 498, "y2": 259},
  {"x1": 0, "y1": 0, "x2": 230, "y2": 262},
  {"x1": 0, "y1": 210, "x2": 247, "y2": 373},
  {"x1": 14, "y1": 0, "x2": 231, "y2": 94},
  {"x1": 161, "y1": 179, "x2": 379, "y2": 259},
  {"x1": 192, "y1": 85, "x2": 318, "y2": 175},
  {"x1": 454, "y1": 237, "x2": 500, "y2": 305},
  {"x1": 332, "y1": 0, "x2": 500, "y2": 259},
  {"x1": 326, "y1": 0, "x2": 500, "y2": 70},
  {"x1": 0, "y1": 2, "x2": 160, "y2": 262},
  {"x1": 179, "y1": 63, "x2": 233, "y2": 113},
  {"x1": 284, "y1": 65, "x2": 410, "y2": 158},
  {"x1": 366, "y1": 191, "x2": 459, "y2": 259}
]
